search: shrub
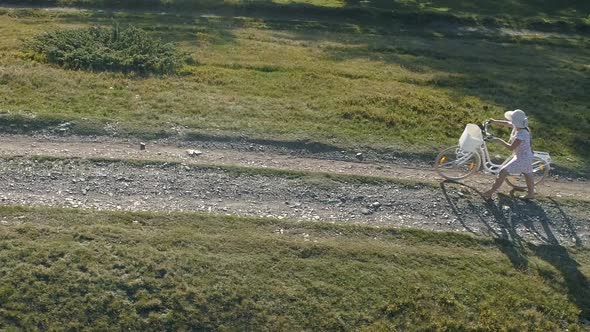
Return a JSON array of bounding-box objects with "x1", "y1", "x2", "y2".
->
[{"x1": 23, "y1": 24, "x2": 182, "y2": 74}]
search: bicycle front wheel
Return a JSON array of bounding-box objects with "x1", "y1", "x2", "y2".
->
[
  {"x1": 434, "y1": 146, "x2": 481, "y2": 180},
  {"x1": 505, "y1": 156, "x2": 550, "y2": 189}
]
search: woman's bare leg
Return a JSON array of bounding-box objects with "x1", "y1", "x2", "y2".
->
[
  {"x1": 523, "y1": 173, "x2": 535, "y2": 199},
  {"x1": 483, "y1": 170, "x2": 509, "y2": 199}
]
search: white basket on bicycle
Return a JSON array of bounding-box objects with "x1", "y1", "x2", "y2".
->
[{"x1": 458, "y1": 124, "x2": 483, "y2": 152}]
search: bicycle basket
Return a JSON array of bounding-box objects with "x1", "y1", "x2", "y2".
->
[{"x1": 459, "y1": 124, "x2": 484, "y2": 152}]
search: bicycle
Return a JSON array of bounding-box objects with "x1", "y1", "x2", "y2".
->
[{"x1": 434, "y1": 120, "x2": 551, "y2": 189}]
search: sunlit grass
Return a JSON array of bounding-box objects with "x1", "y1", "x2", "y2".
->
[{"x1": 0, "y1": 205, "x2": 588, "y2": 330}]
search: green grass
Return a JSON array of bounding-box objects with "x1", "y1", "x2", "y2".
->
[
  {"x1": 0, "y1": 7, "x2": 589, "y2": 171},
  {"x1": 0, "y1": 205, "x2": 589, "y2": 330},
  {"x1": 5, "y1": 0, "x2": 590, "y2": 32}
]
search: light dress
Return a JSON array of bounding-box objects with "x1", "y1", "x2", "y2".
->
[{"x1": 501, "y1": 128, "x2": 533, "y2": 174}]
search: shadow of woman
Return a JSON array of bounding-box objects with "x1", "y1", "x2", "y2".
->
[
  {"x1": 440, "y1": 180, "x2": 589, "y2": 320},
  {"x1": 440, "y1": 180, "x2": 528, "y2": 269},
  {"x1": 509, "y1": 197, "x2": 590, "y2": 319}
]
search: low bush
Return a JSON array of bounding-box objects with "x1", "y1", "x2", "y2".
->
[{"x1": 22, "y1": 24, "x2": 182, "y2": 74}]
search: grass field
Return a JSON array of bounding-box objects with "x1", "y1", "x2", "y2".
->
[
  {"x1": 5, "y1": 0, "x2": 590, "y2": 32},
  {"x1": 1, "y1": 3, "x2": 589, "y2": 329},
  {"x1": 0, "y1": 5, "x2": 589, "y2": 170},
  {"x1": 0, "y1": 205, "x2": 589, "y2": 330}
]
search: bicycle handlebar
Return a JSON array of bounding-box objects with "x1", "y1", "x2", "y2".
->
[{"x1": 482, "y1": 120, "x2": 495, "y2": 140}]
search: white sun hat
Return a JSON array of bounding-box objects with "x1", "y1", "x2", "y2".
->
[{"x1": 504, "y1": 109, "x2": 528, "y2": 128}]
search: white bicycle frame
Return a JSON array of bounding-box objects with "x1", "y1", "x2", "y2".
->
[{"x1": 476, "y1": 142, "x2": 503, "y2": 175}]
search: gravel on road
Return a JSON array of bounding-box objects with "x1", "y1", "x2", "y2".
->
[{"x1": 1, "y1": 157, "x2": 588, "y2": 247}]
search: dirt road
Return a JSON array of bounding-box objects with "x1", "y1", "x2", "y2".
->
[
  {"x1": 1, "y1": 134, "x2": 588, "y2": 246},
  {"x1": 1, "y1": 134, "x2": 588, "y2": 199}
]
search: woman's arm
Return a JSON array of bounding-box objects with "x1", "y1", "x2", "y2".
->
[
  {"x1": 489, "y1": 119, "x2": 512, "y2": 128},
  {"x1": 494, "y1": 137, "x2": 522, "y2": 151}
]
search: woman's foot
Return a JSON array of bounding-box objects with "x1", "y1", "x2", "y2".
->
[{"x1": 521, "y1": 193, "x2": 536, "y2": 200}]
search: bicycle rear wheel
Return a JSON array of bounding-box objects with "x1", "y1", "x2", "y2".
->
[
  {"x1": 434, "y1": 146, "x2": 481, "y2": 180},
  {"x1": 505, "y1": 156, "x2": 550, "y2": 189}
]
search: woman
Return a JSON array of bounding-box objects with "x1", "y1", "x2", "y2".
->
[{"x1": 483, "y1": 109, "x2": 535, "y2": 200}]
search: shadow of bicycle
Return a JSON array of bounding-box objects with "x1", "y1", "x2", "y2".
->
[
  {"x1": 440, "y1": 180, "x2": 584, "y2": 246},
  {"x1": 440, "y1": 180, "x2": 590, "y2": 320}
]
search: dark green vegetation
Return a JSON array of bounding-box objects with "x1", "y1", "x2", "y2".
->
[
  {"x1": 0, "y1": 206, "x2": 589, "y2": 330},
  {"x1": 0, "y1": 2, "x2": 589, "y2": 170},
  {"x1": 22, "y1": 24, "x2": 183, "y2": 74},
  {"x1": 7, "y1": 0, "x2": 590, "y2": 32}
]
